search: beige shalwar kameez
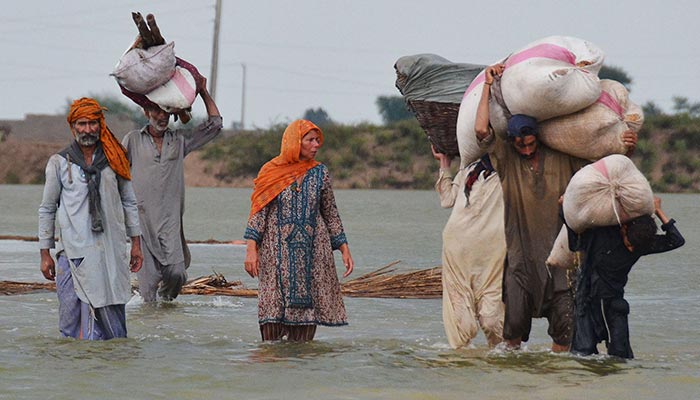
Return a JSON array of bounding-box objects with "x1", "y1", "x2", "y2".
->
[{"x1": 436, "y1": 161, "x2": 506, "y2": 348}]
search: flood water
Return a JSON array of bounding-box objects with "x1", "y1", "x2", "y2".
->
[{"x1": 1, "y1": 185, "x2": 699, "y2": 399}]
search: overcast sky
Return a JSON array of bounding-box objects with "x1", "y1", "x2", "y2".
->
[{"x1": 2, "y1": 0, "x2": 698, "y2": 128}]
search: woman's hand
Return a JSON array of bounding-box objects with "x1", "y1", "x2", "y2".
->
[
  {"x1": 339, "y1": 243, "x2": 354, "y2": 278},
  {"x1": 244, "y1": 240, "x2": 260, "y2": 278}
]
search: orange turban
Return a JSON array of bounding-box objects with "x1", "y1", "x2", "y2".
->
[
  {"x1": 249, "y1": 120, "x2": 323, "y2": 216},
  {"x1": 67, "y1": 98, "x2": 131, "y2": 180}
]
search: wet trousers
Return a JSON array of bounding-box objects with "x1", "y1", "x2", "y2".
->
[
  {"x1": 260, "y1": 323, "x2": 317, "y2": 342},
  {"x1": 137, "y1": 242, "x2": 187, "y2": 302},
  {"x1": 503, "y1": 275, "x2": 573, "y2": 346},
  {"x1": 56, "y1": 255, "x2": 127, "y2": 340},
  {"x1": 572, "y1": 296, "x2": 633, "y2": 359}
]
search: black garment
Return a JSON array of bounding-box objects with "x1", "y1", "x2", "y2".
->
[
  {"x1": 58, "y1": 141, "x2": 109, "y2": 232},
  {"x1": 567, "y1": 219, "x2": 685, "y2": 358}
]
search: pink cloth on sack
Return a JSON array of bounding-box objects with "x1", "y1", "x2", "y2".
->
[
  {"x1": 120, "y1": 57, "x2": 202, "y2": 110},
  {"x1": 596, "y1": 91, "x2": 625, "y2": 118},
  {"x1": 592, "y1": 157, "x2": 610, "y2": 179},
  {"x1": 464, "y1": 44, "x2": 579, "y2": 98}
]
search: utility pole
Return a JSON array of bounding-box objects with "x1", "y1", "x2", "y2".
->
[
  {"x1": 240, "y1": 63, "x2": 247, "y2": 130},
  {"x1": 209, "y1": 0, "x2": 222, "y2": 100}
]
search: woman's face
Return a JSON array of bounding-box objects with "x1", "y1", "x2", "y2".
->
[{"x1": 299, "y1": 129, "x2": 322, "y2": 161}]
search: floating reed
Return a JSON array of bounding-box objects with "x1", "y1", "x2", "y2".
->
[{"x1": 1, "y1": 261, "x2": 442, "y2": 299}]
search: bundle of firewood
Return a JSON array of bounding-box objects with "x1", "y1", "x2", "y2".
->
[{"x1": 130, "y1": 12, "x2": 166, "y2": 49}]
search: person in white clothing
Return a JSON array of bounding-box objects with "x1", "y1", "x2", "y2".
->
[{"x1": 433, "y1": 145, "x2": 506, "y2": 348}]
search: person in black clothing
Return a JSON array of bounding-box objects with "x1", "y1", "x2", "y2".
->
[{"x1": 566, "y1": 197, "x2": 685, "y2": 359}]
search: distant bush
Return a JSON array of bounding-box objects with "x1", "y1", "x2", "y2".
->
[
  {"x1": 199, "y1": 120, "x2": 435, "y2": 189},
  {"x1": 4, "y1": 171, "x2": 20, "y2": 184}
]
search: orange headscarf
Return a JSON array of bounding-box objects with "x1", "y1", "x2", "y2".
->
[
  {"x1": 249, "y1": 120, "x2": 324, "y2": 216},
  {"x1": 67, "y1": 98, "x2": 131, "y2": 180}
]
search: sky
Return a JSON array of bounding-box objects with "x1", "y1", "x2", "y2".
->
[{"x1": 2, "y1": 0, "x2": 698, "y2": 129}]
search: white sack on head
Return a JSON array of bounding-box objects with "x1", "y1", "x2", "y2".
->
[
  {"x1": 111, "y1": 42, "x2": 176, "y2": 94},
  {"x1": 546, "y1": 225, "x2": 577, "y2": 269},
  {"x1": 455, "y1": 70, "x2": 508, "y2": 167},
  {"x1": 563, "y1": 154, "x2": 654, "y2": 233},
  {"x1": 454, "y1": 35, "x2": 603, "y2": 168},
  {"x1": 144, "y1": 66, "x2": 197, "y2": 112},
  {"x1": 539, "y1": 79, "x2": 644, "y2": 160},
  {"x1": 501, "y1": 36, "x2": 604, "y2": 121}
]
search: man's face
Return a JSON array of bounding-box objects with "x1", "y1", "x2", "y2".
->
[
  {"x1": 72, "y1": 118, "x2": 100, "y2": 146},
  {"x1": 145, "y1": 107, "x2": 170, "y2": 134},
  {"x1": 512, "y1": 135, "x2": 538, "y2": 159}
]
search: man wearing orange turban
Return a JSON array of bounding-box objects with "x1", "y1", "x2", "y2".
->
[{"x1": 38, "y1": 97, "x2": 143, "y2": 340}]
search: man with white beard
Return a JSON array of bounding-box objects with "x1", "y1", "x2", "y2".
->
[
  {"x1": 39, "y1": 98, "x2": 143, "y2": 339},
  {"x1": 122, "y1": 79, "x2": 222, "y2": 303}
]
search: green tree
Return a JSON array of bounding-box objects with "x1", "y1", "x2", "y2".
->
[
  {"x1": 302, "y1": 107, "x2": 333, "y2": 126},
  {"x1": 642, "y1": 101, "x2": 664, "y2": 117},
  {"x1": 599, "y1": 65, "x2": 633, "y2": 90},
  {"x1": 672, "y1": 96, "x2": 700, "y2": 117},
  {"x1": 376, "y1": 95, "x2": 414, "y2": 125}
]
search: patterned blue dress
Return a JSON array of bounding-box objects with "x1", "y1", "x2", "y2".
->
[{"x1": 245, "y1": 164, "x2": 348, "y2": 326}]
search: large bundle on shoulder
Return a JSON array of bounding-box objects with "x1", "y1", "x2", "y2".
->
[
  {"x1": 394, "y1": 54, "x2": 484, "y2": 157},
  {"x1": 563, "y1": 154, "x2": 654, "y2": 233},
  {"x1": 456, "y1": 36, "x2": 646, "y2": 167},
  {"x1": 456, "y1": 35, "x2": 605, "y2": 166},
  {"x1": 547, "y1": 154, "x2": 654, "y2": 269},
  {"x1": 539, "y1": 79, "x2": 644, "y2": 160},
  {"x1": 111, "y1": 12, "x2": 203, "y2": 123}
]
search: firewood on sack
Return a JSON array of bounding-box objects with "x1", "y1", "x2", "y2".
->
[
  {"x1": 132, "y1": 12, "x2": 155, "y2": 48},
  {"x1": 146, "y1": 13, "x2": 166, "y2": 45},
  {"x1": 131, "y1": 12, "x2": 166, "y2": 48}
]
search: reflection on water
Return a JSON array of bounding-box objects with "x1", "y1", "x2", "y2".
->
[
  {"x1": 248, "y1": 341, "x2": 343, "y2": 364},
  {"x1": 37, "y1": 337, "x2": 145, "y2": 363}
]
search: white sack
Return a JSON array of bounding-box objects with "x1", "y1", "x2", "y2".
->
[
  {"x1": 563, "y1": 154, "x2": 654, "y2": 233},
  {"x1": 455, "y1": 35, "x2": 604, "y2": 168},
  {"x1": 112, "y1": 42, "x2": 176, "y2": 94},
  {"x1": 539, "y1": 79, "x2": 644, "y2": 160},
  {"x1": 546, "y1": 225, "x2": 577, "y2": 269},
  {"x1": 501, "y1": 36, "x2": 604, "y2": 120},
  {"x1": 144, "y1": 66, "x2": 198, "y2": 112},
  {"x1": 455, "y1": 72, "x2": 508, "y2": 167}
]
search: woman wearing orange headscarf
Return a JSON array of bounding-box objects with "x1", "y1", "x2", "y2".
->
[{"x1": 244, "y1": 120, "x2": 354, "y2": 341}]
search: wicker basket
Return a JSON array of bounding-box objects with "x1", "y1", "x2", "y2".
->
[
  {"x1": 395, "y1": 69, "x2": 461, "y2": 157},
  {"x1": 407, "y1": 99, "x2": 460, "y2": 157}
]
